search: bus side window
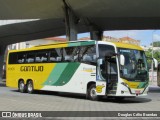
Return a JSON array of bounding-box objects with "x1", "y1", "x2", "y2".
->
[
  {"x1": 36, "y1": 51, "x2": 48, "y2": 63},
  {"x1": 80, "y1": 45, "x2": 96, "y2": 64},
  {"x1": 17, "y1": 53, "x2": 26, "y2": 64},
  {"x1": 26, "y1": 52, "x2": 35, "y2": 63},
  {"x1": 49, "y1": 48, "x2": 62, "y2": 62},
  {"x1": 8, "y1": 53, "x2": 17, "y2": 64},
  {"x1": 63, "y1": 47, "x2": 75, "y2": 62}
]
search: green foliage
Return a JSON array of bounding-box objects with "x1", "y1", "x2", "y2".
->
[
  {"x1": 151, "y1": 41, "x2": 160, "y2": 47},
  {"x1": 145, "y1": 48, "x2": 160, "y2": 69}
]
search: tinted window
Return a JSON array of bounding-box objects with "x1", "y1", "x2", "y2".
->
[
  {"x1": 99, "y1": 44, "x2": 115, "y2": 58},
  {"x1": 63, "y1": 47, "x2": 76, "y2": 62},
  {"x1": 17, "y1": 53, "x2": 26, "y2": 64},
  {"x1": 9, "y1": 53, "x2": 17, "y2": 64},
  {"x1": 36, "y1": 52, "x2": 48, "y2": 63},
  {"x1": 26, "y1": 52, "x2": 35, "y2": 63},
  {"x1": 80, "y1": 45, "x2": 96, "y2": 63},
  {"x1": 49, "y1": 48, "x2": 62, "y2": 62}
]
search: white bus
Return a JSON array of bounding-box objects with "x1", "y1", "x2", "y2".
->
[{"x1": 7, "y1": 40, "x2": 149, "y2": 100}]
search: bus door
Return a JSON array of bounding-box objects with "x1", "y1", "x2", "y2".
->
[
  {"x1": 104, "y1": 53, "x2": 118, "y2": 94},
  {"x1": 96, "y1": 58, "x2": 106, "y2": 96}
]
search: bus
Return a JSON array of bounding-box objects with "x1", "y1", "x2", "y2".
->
[
  {"x1": 7, "y1": 40, "x2": 149, "y2": 100},
  {"x1": 157, "y1": 63, "x2": 160, "y2": 87}
]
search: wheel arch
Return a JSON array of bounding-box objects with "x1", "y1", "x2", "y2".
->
[
  {"x1": 86, "y1": 81, "x2": 96, "y2": 97},
  {"x1": 87, "y1": 81, "x2": 96, "y2": 91}
]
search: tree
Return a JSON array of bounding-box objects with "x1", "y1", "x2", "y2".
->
[
  {"x1": 150, "y1": 41, "x2": 160, "y2": 47},
  {"x1": 145, "y1": 48, "x2": 160, "y2": 69}
]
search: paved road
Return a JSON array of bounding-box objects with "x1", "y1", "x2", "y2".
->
[{"x1": 0, "y1": 83, "x2": 160, "y2": 112}]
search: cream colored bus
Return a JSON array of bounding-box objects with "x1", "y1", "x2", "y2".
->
[{"x1": 7, "y1": 40, "x2": 149, "y2": 100}]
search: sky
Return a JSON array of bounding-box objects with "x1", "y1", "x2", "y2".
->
[{"x1": 78, "y1": 30, "x2": 160, "y2": 47}]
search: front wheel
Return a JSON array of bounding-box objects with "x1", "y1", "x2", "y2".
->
[
  {"x1": 27, "y1": 81, "x2": 34, "y2": 94},
  {"x1": 87, "y1": 84, "x2": 99, "y2": 101}
]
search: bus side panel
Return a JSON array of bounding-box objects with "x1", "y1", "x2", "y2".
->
[
  {"x1": 6, "y1": 62, "x2": 96, "y2": 94},
  {"x1": 41, "y1": 63, "x2": 96, "y2": 94},
  {"x1": 6, "y1": 63, "x2": 56, "y2": 89}
]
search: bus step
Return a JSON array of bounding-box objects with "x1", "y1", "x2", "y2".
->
[
  {"x1": 112, "y1": 86, "x2": 117, "y2": 90},
  {"x1": 107, "y1": 94, "x2": 116, "y2": 96},
  {"x1": 108, "y1": 90, "x2": 116, "y2": 94}
]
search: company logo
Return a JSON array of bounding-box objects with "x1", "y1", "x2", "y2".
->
[
  {"x1": 96, "y1": 85, "x2": 105, "y2": 93},
  {"x1": 82, "y1": 67, "x2": 96, "y2": 72},
  {"x1": 1, "y1": 112, "x2": 42, "y2": 118},
  {"x1": 2, "y1": 112, "x2": 11, "y2": 117}
]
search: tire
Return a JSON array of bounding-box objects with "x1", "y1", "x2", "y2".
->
[
  {"x1": 27, "y1": 80, "x2": 34, "y2": 94},
  {"x1": 87, "y1": 84, "x2": 98, "y2": 101},
  {"x1": 18, "y1": 80, "x2": 26, "y2": 93}
]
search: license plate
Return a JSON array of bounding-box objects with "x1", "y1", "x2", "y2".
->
[{"x1": 135, "y1": 90, "x2": 141, "y2": 94}]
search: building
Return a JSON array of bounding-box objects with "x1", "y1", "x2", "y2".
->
[
  {"x1": 103, "y1": 36, "x2": 119, "y2": 42},
  {"x1": 8, "y1": 37, "x2": 67, "y2": 50},
  {"x1": 119, "y1": 37, "x2": 140, "y2": 46},
  {"x1": 102, "y1": 36, "x2": 140, "y2": 46}
]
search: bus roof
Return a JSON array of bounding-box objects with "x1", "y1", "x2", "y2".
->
[
  {"x1": 9, "y1": 40, "x2": 96, "y2": 53},
  {"x1": 9, "y1": 40, "x2": 143, "y2": 53},
  {"x1": 111, "y1": 42, "x2": 143, "y2": 51}
]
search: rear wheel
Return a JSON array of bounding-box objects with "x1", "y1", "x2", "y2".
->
[
  {"x1": 27, "y1": 80, "x2": 34, "y2": 94},
  {"x1": 87, "y1": 84, "x2": 98, "y2": 101},
  {"x1": 18, "y1": 80, "x2": 26, "y2": 93}
]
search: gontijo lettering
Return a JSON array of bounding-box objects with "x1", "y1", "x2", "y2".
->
[{"x1": 20, "y1": 66, "x2": 43, "y2": 72}]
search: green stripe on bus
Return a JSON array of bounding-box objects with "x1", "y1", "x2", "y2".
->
[
  {"x1": 80, "y1": 41, "x2": 95, "y2": 46},
  {"x1": 68, "y1": 42, "x2": 81, "y2": 47},
  {"x1": 43, "y1": 63, "x2": 68, "y2": 85},
  {"x1": 137, "y1": 82, "x2": 147, "y2": 88},
  {"x1": 52, "y1": 63, "x2": 80, "y2": 86},
  {"x1": 68, "y1": 41, "x2": 95, "y2": 47}
]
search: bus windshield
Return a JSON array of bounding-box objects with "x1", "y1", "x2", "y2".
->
[{"x1": 118, "y1": 48, "x2": 148, "y2": 82}]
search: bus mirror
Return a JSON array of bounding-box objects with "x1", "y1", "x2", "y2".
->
[
  {"x1": 98, "y1": 59, "x2": 103, "y2": 65},
  {"x1": 120, "y1": 54, "x2": 125, "y2": 66},
  {"x1": 153, "y1": 58, "x2": 158, "y2": 68}
]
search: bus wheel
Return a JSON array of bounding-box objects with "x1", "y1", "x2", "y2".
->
[
  {"x1": 87, "y1": 84, "x2": 98, "y2": 101},
  {"x1": 18, "y1": 80, "x2": 26, "y2": 93},
  {"x1": 27, "y1": 80, "x2": 34, "y2": 94}
]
